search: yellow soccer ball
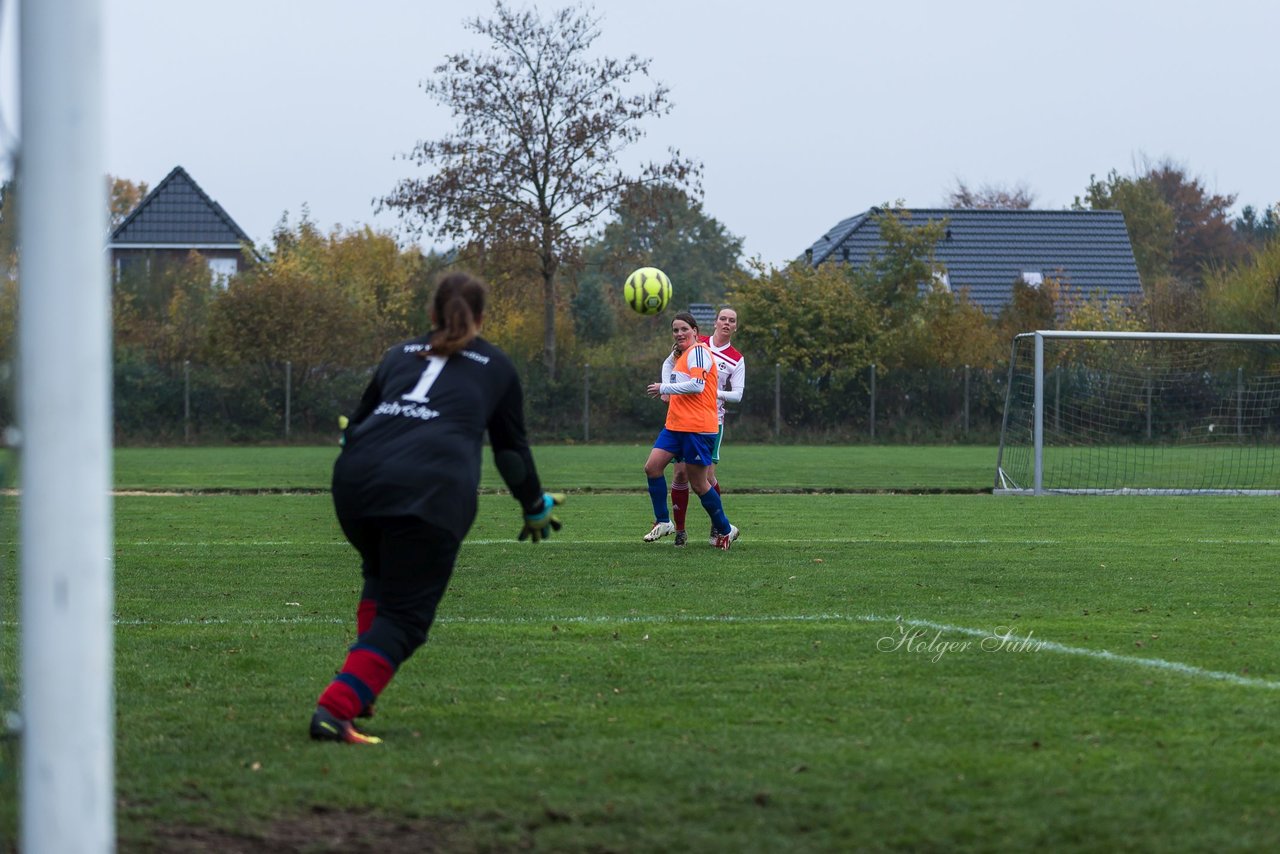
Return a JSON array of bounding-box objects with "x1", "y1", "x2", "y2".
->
[{"x1": 623, "y1": 266, "x2": 672, "y2": 315}]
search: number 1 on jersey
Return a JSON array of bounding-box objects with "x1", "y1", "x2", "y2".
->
[{"x1": 402, "y1": 356, "x2": 446, "y2": 403}]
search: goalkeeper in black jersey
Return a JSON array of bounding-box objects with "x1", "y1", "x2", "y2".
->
[{"x1": 309, "y1": 271, "x2": 565, "y2": 745}]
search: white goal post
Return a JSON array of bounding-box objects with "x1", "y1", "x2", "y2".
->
[
  {"x1": 18, "y1": 1, "x2": 115, "y2": 852},
  {"x1": 995, "y1": 330, "x2": 1280, "y2": 495}
]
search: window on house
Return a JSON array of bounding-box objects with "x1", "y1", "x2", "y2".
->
[
  {"x1": 1021, "y1": 271, "x2": 1044, "y2": 288},
  {"x1": 113, "y1": 254, "x2": 150, "y2": 284},
  {"x1": 933, "y1": 270, "x2": 951, "y2": 292},
  {"x1": 207, "y1": 257, "x2": 238, "y2": 284}
]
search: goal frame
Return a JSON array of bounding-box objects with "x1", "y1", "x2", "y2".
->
[{"x1": 995, "y1": 330, "x2": 1280, "y2": 496}]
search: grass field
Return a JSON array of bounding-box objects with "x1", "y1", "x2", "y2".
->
[
  {"x1": 3, "y1": 445, "x2": 1280, "y2": 851},
  {"x1": 107, "y1": 444, "x2": 999, "y2": 493}
]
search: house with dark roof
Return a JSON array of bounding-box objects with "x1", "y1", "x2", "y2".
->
[
  {"x1": 109, "y1": 166, "x2": 256, "y2": 283},
  {"x1": 806, "y1": 208, "x2": 1142, "y2": 315}
]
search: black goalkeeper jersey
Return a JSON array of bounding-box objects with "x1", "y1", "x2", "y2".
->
[{"x1": 331, "y1": 333, "x2": 543, "y2": 540}]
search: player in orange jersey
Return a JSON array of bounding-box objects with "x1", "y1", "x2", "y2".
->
[
  {"x1": 642, "y1": 312, "x2": 740, "y2": 549},
  {"x1": 665, "y1": 306, "x2": 745, "y2": 545}
]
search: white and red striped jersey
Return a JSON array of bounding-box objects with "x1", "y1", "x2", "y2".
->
[{"x1": 708, "y1": 338, "x2": 745, "y2": 425}]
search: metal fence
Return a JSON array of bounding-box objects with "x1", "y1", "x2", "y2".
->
[{"x1": 103, "y1": 355, "x2": 1008, "y2": 445}]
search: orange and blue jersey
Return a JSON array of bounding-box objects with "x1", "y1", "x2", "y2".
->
[
  {"x1": 663, "y1": 342, "x2": 719, "y2": 434},
  {"x1": 647, "y1": 339, "x2": 734, "y2": 535}
]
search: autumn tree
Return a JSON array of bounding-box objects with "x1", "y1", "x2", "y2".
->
[
  {"x1": 108, "y1": 175, "x2": 148, "y2": 230},
  {"x1": 1140, "y1": 277, "x2": 1205, "y2": 332},
  {"x1": 1203, "y1": 235, "x2": 1280, "y2": 334},
  {"x1": 848, "y1": 205, "x2": 1001, "y2": 370},
  {"x1": 946, "y1": 179, "x2": 1036, "y2": 209},
  {"x1": 303, "y1": 219, "x2": 442, "y2": 345},
  {"x1": 573, "y1": 184, "x2": 742, "y2": 345},
  {"x1": 1078, "y1": 159, "x2": 1242, "y2": 290},
  {"x1": 996, "y1": 276, "x2": 1060, "y2": 344},
  {"x1": 0, "y1": 181, "x2": 13, "y2": 429},
  {"x1": 899, "y1": 287, "x2": 1000, "y2": 369},
  {"x1": 114, "y1": 251, "x2": 221, "y2": 371},
  {"x1": 455, "y1": 234, "x2": 575, "y2": 366},
  {"x1": 205, "y1": 250, "x2": 358, "y2": 385},
  {"x1": 852, "y1": 207, "x2": 948, "y2": 337},
  {"x1": 1061, "y1": 291, "x2": 1144, "y2": 334},
  {"x1": 0, "y1": 179, "x2": 16, "y2": 265},
  {"x1": 0, "y1": 276, "x2": 12, "y2": 363},
  {"x1": 1234, "y1": 204, "x2": 1280, "y2": 249},
  {"x1": 381, "y1": 1, "x2": 699, "y2": 379},
  {"x1": 0, "y1": 181, "x2": 14, "y2": 372},
  {"x1": 727, "y1": 259, "x2": 879, "y2": 424},
  {"x1": 0, "y1": 274, "x2": 11, "y2": 362},
  {"x1": 1146, "y1": 160, "x2": 1244, "y2": 280},
  {"x1": 207, "y1": 216, "x2": 441, "y2": 379},
  {"x1": 1076, "y1": 169, "x2": 1176, "y2": 286}
]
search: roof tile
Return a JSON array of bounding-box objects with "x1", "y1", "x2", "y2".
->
[
  {"x1": 807, "y1": 208, "x2": 1142, "y2": 314},
  {"x1": 110, "y1": 166, "x2": 253, "y2": 247}
]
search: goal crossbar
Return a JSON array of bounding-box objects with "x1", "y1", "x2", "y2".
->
[{"x1": 1015, "y1": 330, "x2": 1280, "y2": 343}]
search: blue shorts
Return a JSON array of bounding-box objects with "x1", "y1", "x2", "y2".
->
[{"x1": 653, "y1": 428, "x2": 717, "y2": 467}]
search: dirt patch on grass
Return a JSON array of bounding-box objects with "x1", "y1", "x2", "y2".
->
[{"x1": 136, "y1": 807, "x2": 487, "y2": 853}]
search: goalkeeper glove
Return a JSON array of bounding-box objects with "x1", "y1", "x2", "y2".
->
[
  {"x1": 519, "y1": 492, "x2": 565, "y2": 543},
  {"x1": 337, "y1": 415, "x2": 349, "y2": 447}
]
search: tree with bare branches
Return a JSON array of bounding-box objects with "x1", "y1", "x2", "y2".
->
[
  {"x1": 382, "y1": 2, "x2": 700, "y2": 378},
  {"x1": 946, "y1": 179, "x2": 1037, "y2": 210}
]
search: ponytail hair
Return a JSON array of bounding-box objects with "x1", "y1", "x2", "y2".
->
[{"x1": 427, "y1": 272, "x2": 487, "y2": 357}]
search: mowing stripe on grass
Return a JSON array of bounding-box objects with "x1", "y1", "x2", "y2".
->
[
  {"x1": 9, "y1": 537, "x2": 1280, "y2": 547},
  {"x1": 3, "y1": 538, "x2": 1064, "y2": 547},
  {"x1": 55, "y1": 537, "x2": 1280, "y2": 547},
  {"x1": 66, "y1": 611, "x2": 1280, "y2": 691}
]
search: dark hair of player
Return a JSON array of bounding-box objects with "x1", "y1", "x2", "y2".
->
[{"x1": 428, "y1": 272, "x2": 487, "y2": 357}]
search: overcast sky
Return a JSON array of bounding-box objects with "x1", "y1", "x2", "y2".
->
[{"x1": 5, "y1": 0, "x2": 1279, "y2": 266}]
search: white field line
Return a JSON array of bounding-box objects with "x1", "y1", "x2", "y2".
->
[
  {"x1": 879, "y1": 614, "x2": 1280, "y2": 691},
  {"x1": 64, "y1": 611, "x2": 1279, "y2": 691},
  {"x1": 1194, "y1": 539, "x2": 1280, "y2": 545}
]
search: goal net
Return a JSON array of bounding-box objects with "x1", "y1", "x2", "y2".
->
[{"x1": 995, "y1": 331, "x2": 1280, "y2": 495}]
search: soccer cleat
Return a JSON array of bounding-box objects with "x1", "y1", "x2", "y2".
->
[
  {"x1": 708, "y1": 531, "x2": 718, "y2": 547},
  {"x1": 310, "y1": 706, "x2": 382, "y2": 745},
  {"x1": 644, "y1": 521, "x2": 676, "y2": 542},
  {"x1": 674, "y1": 530, "x2": 688, "y2": 547},
  {"x1": 713, "y1": 525, "x2": 741, "y2": 551}
]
